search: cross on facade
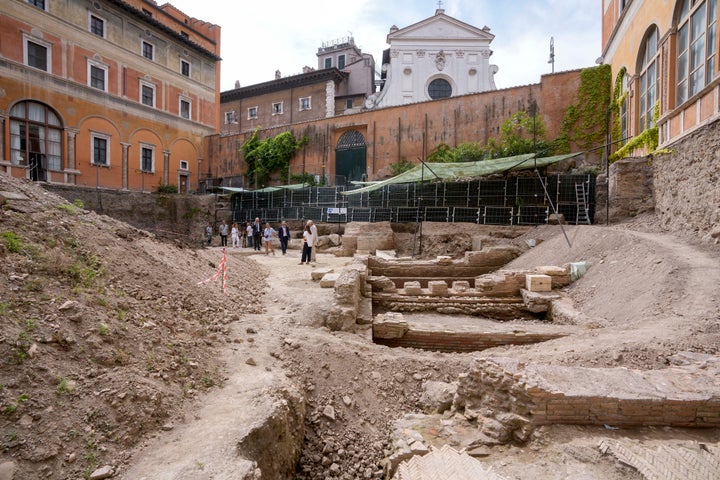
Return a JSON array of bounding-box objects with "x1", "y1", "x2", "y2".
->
[{"x1": 437, "y1": 0, "x2": 443, "y2": 10}]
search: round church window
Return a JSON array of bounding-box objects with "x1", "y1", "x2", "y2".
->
[{"x1": 428, "y1": 78, "x2": 452, "y2": 99}]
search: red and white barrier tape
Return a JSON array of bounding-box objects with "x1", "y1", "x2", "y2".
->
[{"x1": 197, "y1": 248, "x2": 227, "y2": 294}]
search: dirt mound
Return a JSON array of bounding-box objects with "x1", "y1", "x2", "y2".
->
[{"x1": 0, "y1": 175, "x2": 266, "y2": 479}]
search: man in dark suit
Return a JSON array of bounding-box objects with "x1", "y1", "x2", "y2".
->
[
  {"x1": 278, "y1": 221, "x2": 291, "y2": 255},
  {"x1": 252, "y1": 217, "x2": 263, "y2": 251}
]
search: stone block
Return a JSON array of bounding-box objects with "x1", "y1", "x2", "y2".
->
[
  {"x1": 451, "y1": 280, "x2": 471, "y2": 292},
  {"x1": 367, "y1": 275, "x2": 397, "y2": 292},
  {"x1": 334, "y1": 269, "x2": 361, "y2": 307},
  {"x1": 403, "y1": 281, "x2": 423, "y2": 295},
  {"x1": 311, "y1": 268, "x2": 333, "y2": 281},
  {"x1": 436, "y1": 255, "x2": 453, "y2": 265},
  {"x1": 428, "y1": 280, "x2": 449, "y2": 296},
  {"x1": 320, "y1": 273, "x2": 340, "y2": 288},
  {"x1": 373, "y1": 312, "x2": 408, "y2": 339},
  {"x1": 526, "y1": 274, "x2": 552, "y2": 292},
  {"x1": 376, "y1": 250, "x2": 397, "y2": 259}
]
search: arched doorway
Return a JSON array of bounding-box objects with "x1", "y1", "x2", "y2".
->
[
  {"x1": 335, "y1": 130, "x2": 366, "y2": 185},
  {"x1": 9, "y1": 101, "x2": 63, "y2": 182}
]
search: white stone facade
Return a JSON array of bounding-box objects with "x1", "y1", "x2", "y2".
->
[{"x1": 369, "y1": 9, "x2": 498, "y2": 109}]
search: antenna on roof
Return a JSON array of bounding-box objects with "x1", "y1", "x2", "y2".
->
[
  {"x1": 436, "y1": 0, "x2": 444, "y2": 14},
  {"x1": 548, "y1": 36, "x2": 555, "y2": 73}
]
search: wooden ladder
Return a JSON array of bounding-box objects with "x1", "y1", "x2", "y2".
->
[{"x1": 575, "y1": 182, "x2": 591, "y2": 225}]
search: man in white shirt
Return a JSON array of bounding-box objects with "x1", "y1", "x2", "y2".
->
[{"x1": 309, "y1": 220, "x2": 318, "y2": 263}]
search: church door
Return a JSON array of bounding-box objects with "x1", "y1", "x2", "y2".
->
[{"x1": 335, "y1": 130, "x2": 366, "y2": 185}]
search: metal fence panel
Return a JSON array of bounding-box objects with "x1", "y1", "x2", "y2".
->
[
  {"x1": 516, "y1": 206, "x2": 549, "y2": 225},
  {"x1": 395, "y1": 207, "x2": 420, "y2": 223},
  {"x1": 424, "y1": 207, "x2": 450, "y2": 222},
  {"x1": 452, "y1": 207, "x2": 480, "y2": 224},
  {"x1": 350, "y1": 208, "x2": 372, "y2": 222},
  {"x1": 483, "y1": 206, "x2": 514, "y2": 225}
]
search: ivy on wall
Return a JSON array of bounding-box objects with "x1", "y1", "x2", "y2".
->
[
  {"x1": 555, "y1": 64, "x2": 612, "y2": 155},
  {"x1": 610, "y1": 102, "x2": 660, "y2": 162},
  {"x1": 240, "y1": 130, "x2": 308, "y2": 188}
]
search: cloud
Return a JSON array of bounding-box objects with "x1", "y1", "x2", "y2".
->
[{"x1": 167, "y1": 0, "x2": 600, "y2": 91}]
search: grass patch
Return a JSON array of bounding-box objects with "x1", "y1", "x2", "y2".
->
[
  {"x1": 1, "y1": 232, "x2": 22, "y2": 253},
  {"x1": 58, "y1": 203, "x2": 82, "y2": 215}
]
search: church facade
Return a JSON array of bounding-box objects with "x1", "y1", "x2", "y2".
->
[{"x1": 368, "y1": 8, "x2": 498, "y2": 109}]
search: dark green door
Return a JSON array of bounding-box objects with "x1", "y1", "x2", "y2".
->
[{"x1": 335, "y1": 130, "x2": 366, "y2": 185}]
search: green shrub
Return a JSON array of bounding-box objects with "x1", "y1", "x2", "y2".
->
[{"x1": 156, "y1": 183, "x2": 178, "y2": 194}]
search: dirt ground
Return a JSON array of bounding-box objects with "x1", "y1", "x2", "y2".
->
[{"x1": 1, "y1": 174, "x2": 719, "y2": 480}]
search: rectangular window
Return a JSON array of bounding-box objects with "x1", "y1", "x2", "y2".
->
[
  {"x1": 26, "y1": 39, "x2": 49, "y2": 71},
  {"x1": 180, "y1": 31, "x2": 189, "y2": 39},
  {"x1": 299, "y1": 97, "x2": 311, "y2": 110},
  {"x1": 142, "y1": 8, "x2": 152, "y2": 16},
  {"x1": 181, "y1": 60, "x2": 190, "y2": 77},
  {"x1": 142, "y1": 41, "x2": 154, "y2": 60},
  {"x1": 272, "y1": 102, "x2": 283, "y2": 115},
  {"x1": 248, "y1": 107, "x2": 258, "y2": 119},
  {"x1": 338, "y1": 54, "x2": 346, "y2": 70},
  {"x1": 140, "y1": 145, "x2": 154, "y2": 172},
  {"x1": 140, "y1": 82, "x2": 155, "y2": 107},
  {"x1": 90, "y1": 14, "x2": 105, "y2": 37},
  {"x1": 179, "y1": 160, "x2": 189, "y2": 170},
  {"x1": 180, "y1": 98, "x2": 191, "y2": 119},
  {"x1": 225, "y1": 111, "x2": 237, "y2": 124},
  {"x1": 87, "y1": 59, "x2": 108, "y2": 91},
  {"x1": 92, "y1": 136, "x2": 109, "y2": 166},
  {"x1": 28, "y1": 0, "x2": 45, "y2": 9},
  {"x1": 324, "y1": 58, "x2": 332, "y2": 69},
  {"x1": 346, "y1": 98, "x2": 353, "y2": 109}
]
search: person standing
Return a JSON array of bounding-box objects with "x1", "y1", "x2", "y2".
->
[
  {"x1": 309, "y1": 220, "x2": 318, "y2": 263},
  {"x1": 245, "y1": 221, "x2": 253, "y2": 249},
  {"x1": 219, "y1": 220, "x2": 229, "y2": 247},
  {"x1": 278, "y1": 221, "x2": 291, "y2": 255},
  {"x1": 205, "y1": 223, "x2": 213, "y2": 246},
  {"x1": 252, "y1": 217, "x2": 263, "y2": 251},
  {"x1": 231, "y1": 222, "x2": 240, "y2": 248},
  {"x1": 263, "y1": 223, "x2": 277, "y2": 255},
  {"x1": 300, "y1": 223, "x2": 315, "y2": 265}
]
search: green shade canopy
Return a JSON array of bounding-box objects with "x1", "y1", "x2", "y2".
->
[{"x1": 340, "y1": 153, "x2": 581, "y2": 195}]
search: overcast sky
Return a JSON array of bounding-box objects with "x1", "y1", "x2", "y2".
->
[{"x1": 167, "y1": 0, "x2": 601, "y2": 92}]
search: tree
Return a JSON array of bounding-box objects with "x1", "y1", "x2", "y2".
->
[{"x1": 241, "y1": 130, "x2": 308, "y2": 188}]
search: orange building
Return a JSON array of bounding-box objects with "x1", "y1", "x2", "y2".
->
[
  {"x1": 0, "y1": 0, "x2": 221, "y2": 193},
  {"x1": 602, "y1": 0, "x2": 719, "y2": 149}
]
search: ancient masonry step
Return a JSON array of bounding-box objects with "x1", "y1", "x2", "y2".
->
[
  {"x1": 459, "y1": 357, "x2": 720, "y2": 432},
  {"x1": 392, "y1": 445, "x2": 505, "y2": 480},
  {"x1": 374, "y1": 328, "x2": 566, "y2": 353},
  {"x1": 372, "y1": 313, "x2": 567, "y2": 353},
  {"x1": 599, "y1": 439, "x2": 720, "y2": 480}
]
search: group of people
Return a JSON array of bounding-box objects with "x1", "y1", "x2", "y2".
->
[{"x1": 206, "y1": 218, "x2": 317, "y2": 263}]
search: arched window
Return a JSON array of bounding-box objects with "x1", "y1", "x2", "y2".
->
[
  {"x1": 638, "y1": 27, "x2": 660, "y2": 132},
  {"x1": 428, "y1": 78, "x2": 452, "y2": 99},
  {"x1": 676, "y1": 0, "x2": 718, "y2": 105},
  {"x1": 9, "y1": 101, "x2": 63, "y2": 180}
]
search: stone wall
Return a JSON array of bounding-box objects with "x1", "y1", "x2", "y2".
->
[{"x1": 653, "y1": 121, "x2": 720, "y2": 240}]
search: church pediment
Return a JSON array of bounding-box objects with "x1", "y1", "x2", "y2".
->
[{"x1": 388, "y1": 12, "x2": 494, "y2": 43}]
